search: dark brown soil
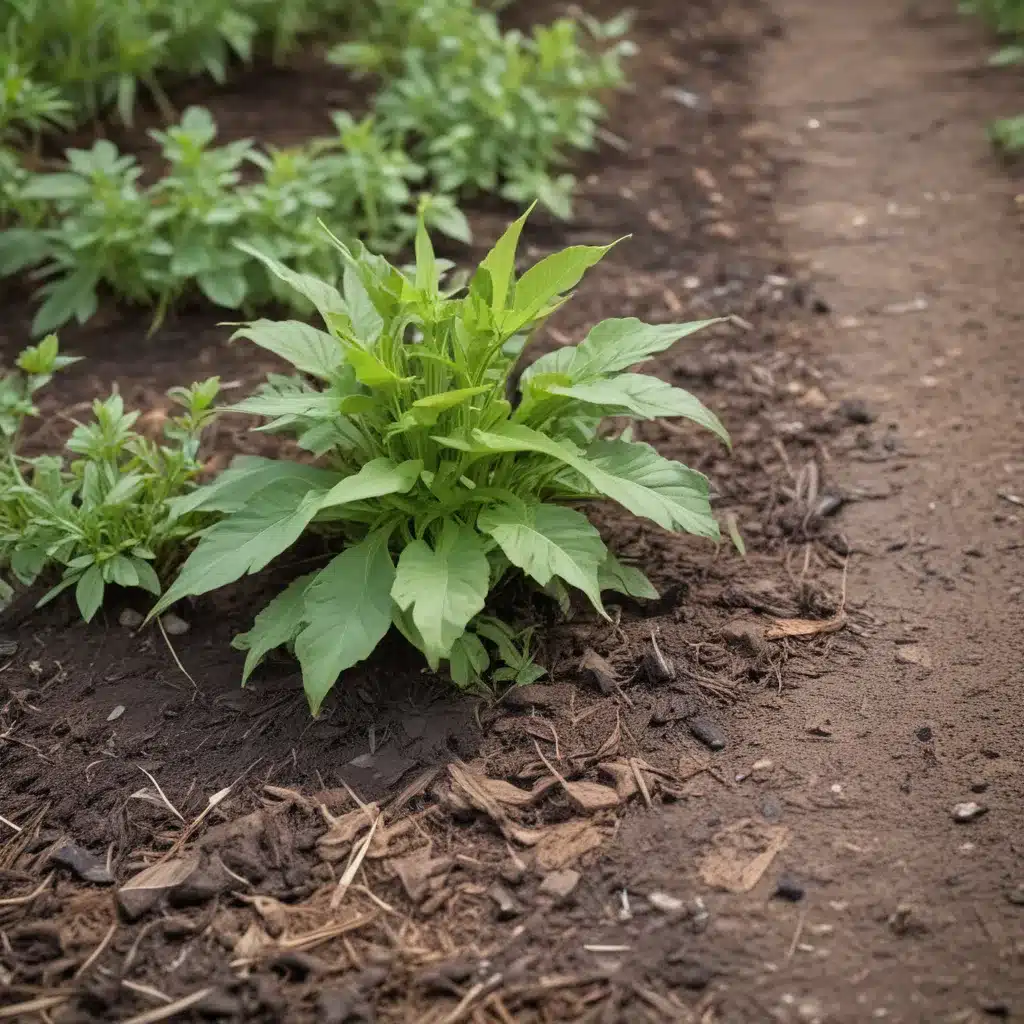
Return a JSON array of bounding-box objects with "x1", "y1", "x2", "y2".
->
[{"x1": 2, "y1": 0, "x2": 1023, "y2": 1021}]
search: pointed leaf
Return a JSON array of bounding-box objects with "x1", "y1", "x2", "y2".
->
[
  {"x1": 315, "y1": 458, "x2": 422, "y2": 512},
  {"x1": 480, "y1": 204, "x2": 533, "y2": 313},
  {"x1": 576, "y1": 317, "x2": 721, "y2": 377},
  {"x1": 522, "y1": 318, "x2": 721, "y2": 384},
  {"x1": 546, "y1": 373, "x2": 729, "y2": 445},
  {"x1": 347, "y1": 347, "x2": 414, "y2": 389},
  {"x1": 152, "y1": 477, "x2": 329, "y2": 615},
  {"x1": 76, "y1": 564, "x2": 105, "y2": 622},
  {"x1": 236, "y1": 242, "x2": 346, "y2": 322},
  {"x1": 342, "y1": 264, "x2": 383, "y2": 343},
  {"x1": 231, "y1": 321, "x2": 342, "y2": 380},
  {"x1": 598, "y1": 553, "x2": 659, "y2": 600},
  {"x1": 391, "y1": 521, "x2": 489, "y2": 669},
  {"x1": 478, "y1": 502, "x2": 607, "y2": 615},
  {"x1": 234, "y1": 572, "x2": 316, "y2": 685},
  {"x1": 508, "y1": 241, "x2": 619, "y2": 331},
  {"x1": 584, "y1": 439, "x2": 719, "y2": 538},
  {"x1": 132, "y1": 558, "x2": 162, "y2": 596},
  {"x1": 451, "y1": 424, "x2": 717, "y2": 538},
  {"x1": 294, "y1": 534, "x2": 395, "y2": 714},
  {"x1": 168, "y1": 458, "x2": 340, "y2": 519}
]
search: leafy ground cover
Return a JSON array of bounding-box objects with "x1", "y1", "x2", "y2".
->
[
  {"x1": 962, "y1": 0, "x2": 1024, "y2": 149},
  {"x1": 0, "y1": 0, "x2": 631, "y2": 332}
]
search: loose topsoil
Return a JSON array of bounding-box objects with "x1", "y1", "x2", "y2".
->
[{"x1": 1, "y1": 0, "x2": 1022, "y2": 1021}]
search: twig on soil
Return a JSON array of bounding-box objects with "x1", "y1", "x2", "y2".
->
[
  {"x1": 134, "y1": 767, "x2": 184, "y2": 822},
  {"x1": 330, "y1": 816, "x2": 379, "y2": 910},
  {"x1": 440, "y1": 973, "x2": 503, "y2": 1024},
  {"x1": 0, "y1": 872, "x2": 52, "y2": 906},
  {"x1": 157, "y1": 617, "x2": 198, "y2": 692},
  {"x1": 0, "y1": 813, "x2": 21, "y2": 833},
  {"x1": 119, "y1": 988, "x2": 213, "y2": 1024},
  {"x1": 0, "y1": 995, "x2": 68, "y2": 1020},
  {"x1": 73, "y1": 920, "x2": 117, "y2": 980},
  {"x1": 122, "y1": 980, "x2": 173, "y2": 1004},
  {"x1": 786, "y1": 906, "x2": 808, "y2": 960}
]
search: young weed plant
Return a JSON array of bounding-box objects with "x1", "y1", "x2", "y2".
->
[
  {"x1": 149, "y1": 208, "x2": 729, "y2": 712},
  {"x1": 0, "y1": 335, "x2": 221, "y2": 620}
]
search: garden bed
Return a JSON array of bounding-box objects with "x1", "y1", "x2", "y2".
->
[{"x1": 0, "y1": 0, "x2": 919, "y2": 1020}]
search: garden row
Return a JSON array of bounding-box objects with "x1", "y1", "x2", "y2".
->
[
  {"x1": 0, "y1": 212, "x2": 731, "y2": 713},
  {"x1": 963, "y1": 0, "x2": 1024, "y2": 150},
  {"x1": 0, "y1": 0, "x2": 632, "y2": 333}
]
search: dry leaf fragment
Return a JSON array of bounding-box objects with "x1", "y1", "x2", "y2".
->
[
  {"x1": 478, "y1": 778, "x2": 537, "y2": 808},
  {"x1": 579, "y1": 649, "x2": 620, "y2": 695},
  {"x1": 448, "y1": 764, "x2": 547, "y2": 846},
  {"x1": 699, "y1": 820, "x2": 789, "y2": 893},
  {"x1": 389, "y1": 850, "x2": 453, "y2": 903},
  {"x1": 316, "y1": 804, "x2": 379, "y2": 862},
  {"x1": 599, "y1": 762, "x2": 639, "y2": 801},
  {"x1": 766, "y1": 615, "x2": 846, "y2": 640},
  {"x1": 234, "y1": 922, "x2": 273, "y2": 959},
  {"x1": 534, "y1": 820, "x2": 604, "y2": 871},
  {"x1": 117, "y1": 854, "x2": 199, "y2": 920},
  {"x1": 562, "y1": 781, "x2": 621, "y2": 813},
  {"x1": 238, "y1": 894, "x2": 289, "y2": 937}
]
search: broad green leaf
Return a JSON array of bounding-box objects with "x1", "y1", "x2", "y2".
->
[
  {"x1": 347, "y1": 347, "x2": 414, "y2": 389},
  {"x1": 315, "y1": 458, "x2": 422, "y2": 512},
  {"x1": 32, "y1": 271, "x2": 99, "y2": 336},
  {"x1": 392, "y1": 520, "x2": 490, "y2": 669},
  {"x1": 168, "y1": 457, "x2": 340, "y2": 518},
  {"x1": 480, "y1": 204, "x2": 533, "y2": 313},
  {"x1": 233, "y1": 572, "x2": 316, "y2": 685},
  {"x1": 76, "y1": 565, "x2": 105, "y2": 622},
  {"x1": 508, "y1": 241, "x2": 619, "y2": 331},
  {"x1": 228, "y1": 389, "x2": 344, "y2": 420},
  {"x1": 522, "y1": 318, "x2": 721, "y2": 384},
  {"x1": 414, "y1": 213, "x2": 437, "y2": 294},
  {"x1": 545, "y1": 374, "x2": 730, "y2": 446},
  {"x1": 449, "y1": 631, "x2": 489, "y2": 690},
  {"x1": 236, "y1": 242, "x2": 346, "y2": 322},
  {"x1": 231, "y1": 321, "x2": 342, "y2": 380},
  {"x1": 294, "y1": 533, "x2": 395, "y2": 714},
  {"x1": 198, "y1": 267, "x2": 247, "y2": 309},
  {"x1": 0, "y1": 230, "x2": 50, "y2": 276},
  {"x1": 584, "y1": 439, "x2": 719, "y2": 538},
  {"x1": 450, "y1": 424, "x2": 717, "y2": 538},
  {"x1": 574, "y1": 318, "x2": 721, "y2": 377},
  {"x1": 132, "y1": 558, "x2": 162, "y2": 596},
  {"x1": 151, "y1": 477, "x2": 329, "y2": 615},
  {"x1": 105, "y1": 554, "x2": 139, "y2": 587},
  {"x1": 598, "y1": 553, "x2": 660, "y2": 600},
  {"x1": 478, "y1": 502, "x2": 608, "y2": 615}
]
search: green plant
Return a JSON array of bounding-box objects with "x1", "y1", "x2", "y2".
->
[
  {"x1": 148, "y1": 209, "x2": 728, "y2": 712},
  {"x1": 961, "y1": 0, "x2": 1024, "y2": 151},
  {"x1": 0, "y1": 336, "x2": 221, "y2": 621},
  {"x1": 0, "y1": 106, "x2": 471, "y2": 334},
  {"x1": 335, "y1": 8, "x2": 633, "y2": 217},
  {"x1": 0, "y1": 0, "x2": 355, "y2": 126},
  {"x1": 0, "y1": 63, "x2": 72, "y2": 145}
]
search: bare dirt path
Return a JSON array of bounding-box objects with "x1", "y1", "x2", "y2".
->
[{"x1": 618, "y1": 0, "x2": 1024, "y2": 1019}]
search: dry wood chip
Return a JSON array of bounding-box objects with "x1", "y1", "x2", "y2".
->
[
  {"x1": 699, "y1": 819, "x2": 789, "y2": 892},
  {"x1": 766, "y1": 615, "x2": 847, "y2": 640},
  {"x1": 534, "y1": 820, "x2": 604, "y2": 871}
]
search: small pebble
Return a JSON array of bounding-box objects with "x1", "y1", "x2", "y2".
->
[
  {"x1": 538, "y1": 869, "x2": 580, "y2": 901},
  {"x1": 774, "y1": 875, "x2": 805, "y2": 902},
  {"x1": 1005, "y1": 885, "x2": 1024, "y2": 907},
  {"x1": 915, "y1": 726, "x2": 933, "y2": 742},
  {"x1": 487, "y1": 883, "x2": 521, "y2": 921},
  {"x1": 970, "y1": 779, "x2": 989, "y2": 794},
  {"x1": 951, "y1": 801, "x2": 988, "y2": 823},
  {"x1": 161, "y1": 612, "x2": 190, "y2": 636},
  {"x1": 688, "y1": 715, "x2": 726, "y2": 751},
  {"x1": 648, "y1": 891, "x2": 685, "y2": 913},
  {"x1": 118, "y1": 608, "x2": 144, "y2": 628}
]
